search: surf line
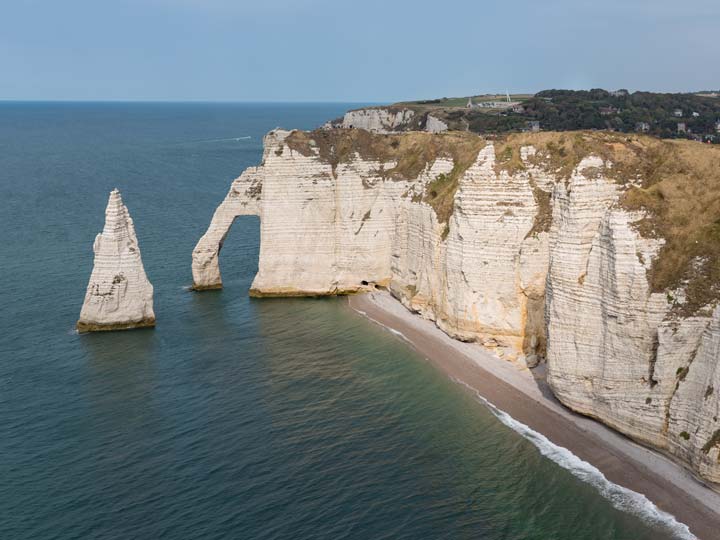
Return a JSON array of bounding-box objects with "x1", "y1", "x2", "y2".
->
[
  {"x1": 352, "y1": 308, "x2": 414, "y2": 346},
  {"x1": 452, "y1": 377, "x2": 697, "y2": 540},
  {"x1": 351, "y1": 301, "x2": 697, "y2": 539}
]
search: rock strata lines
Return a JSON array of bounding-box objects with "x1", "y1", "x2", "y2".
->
[
  {"x1": 77, "y1": 189, "x2": 155, "y2": 332},
  {"x1": 192, "y1": 129, "x2": 720, "y2": 486}
]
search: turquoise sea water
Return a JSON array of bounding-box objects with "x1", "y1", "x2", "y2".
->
[{"x1": 0, "y1": 102, "x2": 687, "y2": 539}]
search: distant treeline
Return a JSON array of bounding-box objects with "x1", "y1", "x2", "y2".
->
[{"x1": 442, "y1": 89, "x2": 720, "y2": 141}]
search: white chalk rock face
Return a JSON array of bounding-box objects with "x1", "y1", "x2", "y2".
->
[
  {"x1": 388, "y1": 144, "x2": 551, "y2": 355},
  {"x1": 250, "y1": 131, "x2": 402, "y2": 295},
  {"x1": 191, "y1": 167, "x2": 262, "y2": 289},
  {"x1": 425, "y1": 115, "x2": 448, "y2": 133},
  {"x1": 341, "y1": 108, "x2": 417, "y2": 133},
  {"x1": 77, "y1": 189, "x2": 155, "y2": 332},
  {"x1": 193, "y1": 129, "x2": 720, "y2": 484},
  {"x1": 661, "y1": 309, "x2": 720, "y2": 484},
  {"x1": 192, "y1": 129, "x2": 720, "y2": 485},
  {"x1": 545, "y1": 163, "x2": 667, "y2": 431},
  {"x1": 193, "y1": 130, "x2": 551, "y2": 355},
  {"x1": 543, "y1": 159, "x2": 720, "y2": 485},
  {"x1": 340, "y1": 108, "x2": 448, "y2": 134}
]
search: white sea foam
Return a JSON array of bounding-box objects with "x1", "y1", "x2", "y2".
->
[
  {"x1": 452, "y1": 378, "x2": 697, "y2": 540},
  {"x1": 354, "y1": 308, "x2": 412, "y2": 344},
  {"x1": 377, "y1": 320, "x2": 411, "y2": 343},
  {"x1": 353, "y1": 301, "x2": 697, "y2": 538}
]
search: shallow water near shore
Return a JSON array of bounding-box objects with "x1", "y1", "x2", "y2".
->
[{"x1": 0, "y1": 102, "x2": 688, "y2": 539}]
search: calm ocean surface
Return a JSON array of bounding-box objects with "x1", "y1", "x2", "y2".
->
[{"x1": 0, "y1": 102, "x2": 685, "y2": 539}]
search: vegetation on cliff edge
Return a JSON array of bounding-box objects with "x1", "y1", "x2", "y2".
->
[
  {"x1": 288, "y1": 128, "x2": 720, "y2": 315},
  {"x1": 494, "y1": 130, "x2": 720, "y2": 314},
  {"x1": 397, "y1": 89, "x2": 720, "y2": 142},
  {"x1": 286, "y1": 129, "x2": 486, "y2": 233},
  {"x1": 620, "y1": 140, "x2": 720, "y2": 315}
]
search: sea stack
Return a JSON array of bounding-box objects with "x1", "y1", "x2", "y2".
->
[{"x1": 77, "y1": 189, "x2": 155, "y2": 332}]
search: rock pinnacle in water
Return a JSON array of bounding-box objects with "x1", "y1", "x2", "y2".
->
[{"x1": 77, "y1": 189, "x2": 155, "y2": 332}]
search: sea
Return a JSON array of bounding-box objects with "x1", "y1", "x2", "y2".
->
[{"x1": 0, "y1": 102, "x2": 693, "y2": 539}]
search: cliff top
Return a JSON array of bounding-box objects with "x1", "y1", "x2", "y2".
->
[
  {"x1": 285, "y1": 128, "x2": 486, "y2": 182},
  {"x1": 282, "y1": 128, "x2": 720, "y2": 315},
  {"x1": 375, "y1": 88, "x2": 720, "y2": 142},
  {"x1": 493, "y1": 131, "x2": 720, "y2": 314}
]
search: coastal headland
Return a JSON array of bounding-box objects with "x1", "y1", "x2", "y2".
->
[{"x1": 191, "y1": 117, "x2": 720, "y2": 538}]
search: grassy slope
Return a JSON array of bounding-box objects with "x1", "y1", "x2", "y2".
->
[{"x1": 495, "y1": 131, "x2": 720, "y2": 314}]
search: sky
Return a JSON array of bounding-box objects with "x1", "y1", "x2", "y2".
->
[{"x1": 1, "y1": 0, "x2": 718, "y2": 102}]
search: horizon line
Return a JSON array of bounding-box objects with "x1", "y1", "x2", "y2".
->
[
  {"x1": 0, "y1": 99, "x2": 388, "y2": 105},
  {"x1": 2, "y1": 88, "x2": 718, "y2": 105}
]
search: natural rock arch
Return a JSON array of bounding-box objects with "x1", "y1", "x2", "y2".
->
[{"x1": 191, "y1": 168, "x2": 262, "y2": 290}]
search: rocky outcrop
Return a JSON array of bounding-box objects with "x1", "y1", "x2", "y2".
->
[
  {"x1": 77, "y1": 189, "x2": 155, "y2": 332},
  {"x1": 192, "y1": 128, "x2": 720, "y2": 485},
  {"x1": 341, "y1": 108, "x2": 418, "y2": 133},
  {"x1": 339, "y1": 108, "x2": 455, "y2": 133},
  {"x1": 659, "y1": 309, "x2": 720, "y2": 484},
  {"x1": 425, "y1": 115, "x2": 448, "y2": 133},
  {"x1": 193, "y1": 129, "x2": 548, "y2": 354},
  {"x1": 339, "y1": 108, "x2": 448, "y2": 133},
  {"x1": 191, "y1": 168, "x2": 262, "y2": 289}
]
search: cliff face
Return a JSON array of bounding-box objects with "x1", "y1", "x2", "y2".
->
[
  {"x1": 193, "y1": 129, "x2": 544, "y2": 354},
  {"x1": 340, "y1": 107, "x2": 448, "y2": 133},
  {"x1": 341, "y1": 108, "x2": 419, "y2": 133},
  {"x1": 545, "y1": 191, "x2": 720, "y2": 483},
  {"x1": 388, "y1": 143, "x2": 551, "y2": 355},
  {"x1": 193, "y1": 128, "x2": 720, "y2": 485},
  {"x1": 78, "y1": 189, "x2": 155, "y2": 332},
  {"x1": 425, "y1": 115, "x2": 449, "y2": 133}
]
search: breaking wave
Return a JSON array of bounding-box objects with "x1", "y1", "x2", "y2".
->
[
  {"x1": 353, "y1": 308, "x2": 413, "y2": 345},
  {"x1": 354, "y1": 299, "x2": 697, "y2": 539},
  {"x1": 452, "y1": 378, "x2": 697, "y2": 540}
]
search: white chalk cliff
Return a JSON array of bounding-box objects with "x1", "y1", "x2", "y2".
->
[
  {"x1": 339, "y1": 107, "x2": 449, "y2": 133},
  {"x1": 339, "y1": 108, "x2": 449, "y2": 134},
  {"x1": 192, "y1": 128, "x2": 720, "y2": 486},
  {"x1": 192, "y1": 169, "x2": 262, "y2": 289},
  {"x1": 77, "y1": 189, "x2": 155, "y2": 332},
  {"x1": 425, "y1": 115, "x2": 449, "y2": 133},
  {"x1": 341, "y1": 108, "x2": 422, "y2": 133}
]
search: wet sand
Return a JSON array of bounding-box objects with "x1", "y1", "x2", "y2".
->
[{"x1": 349, "y1": 290, "x2": 720, "y2": 540}]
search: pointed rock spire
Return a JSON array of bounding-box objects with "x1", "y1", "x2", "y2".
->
[{"x1": 77, "y1": 189, "x2": 155, "y2": 332}]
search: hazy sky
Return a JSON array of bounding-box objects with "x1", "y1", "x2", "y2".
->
[{"x1": 2, "y1": 0, "x2": 718, "y2": 101}]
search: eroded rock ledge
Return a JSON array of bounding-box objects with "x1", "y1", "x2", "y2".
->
[{"x1": 192, "y1": 128, "x2": 720, "y2": 486}]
